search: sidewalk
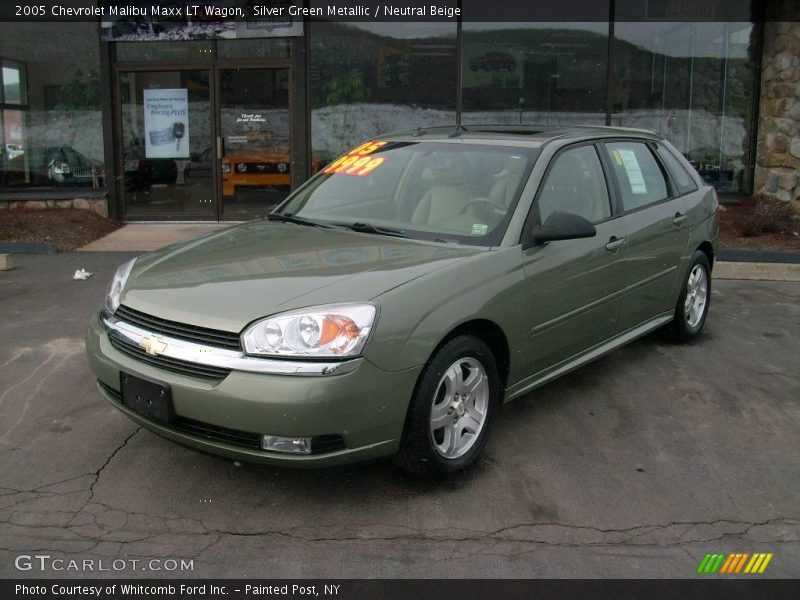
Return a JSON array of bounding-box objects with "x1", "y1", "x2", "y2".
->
[
  {"x1": 78, "y1": 223, "x2": 231, "y2": 252},
  {"x1": 75, "y1": 223, "x2": 800, "y2": 282}
]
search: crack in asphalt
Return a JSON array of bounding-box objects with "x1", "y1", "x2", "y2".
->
[
  {"x1": 2, "y1": 429, "x2": 799, "y2": 562},
  {"x1": 195, "y1": 517, "x2": 800, "y2": 546},
  {"x1": 1, "y1": 434, "x2": 799, "y2": 570},
  {"x1": 87, "y1": 428, "x2": 142, "y2": 503}
]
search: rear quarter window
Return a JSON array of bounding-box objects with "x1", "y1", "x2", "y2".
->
[
  {"x1": 656, "y1": 144, "x2": 698, "y2": 195},
  {"x1": 605, "y1": 142, "x2": 669, "y2": 212}
]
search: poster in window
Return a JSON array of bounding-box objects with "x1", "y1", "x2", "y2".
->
[{"x1": 143, "y1": 88, "x2": 189, "y2": 159}]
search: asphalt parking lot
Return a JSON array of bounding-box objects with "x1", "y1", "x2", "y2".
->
[{"x1": 1, "y1": 253, "x2": 798, "y2": 578}]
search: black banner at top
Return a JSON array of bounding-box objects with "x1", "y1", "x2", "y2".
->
[{"x1": 0, "y1": 0, "x2": 795, "y2": 23}]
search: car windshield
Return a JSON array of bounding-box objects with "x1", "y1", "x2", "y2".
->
[{"x1": 278, "y1": 141, "x2": 539, "y2": 246}]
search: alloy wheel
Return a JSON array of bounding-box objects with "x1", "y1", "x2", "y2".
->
[
  {"x1": 429, "y1": 357, "x2": 490, "y2": 459},
  {"x1": 684, "y1": 264, "x2": 708, "y2": 328}
]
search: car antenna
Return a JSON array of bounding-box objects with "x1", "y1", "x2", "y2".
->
[{"x1": 448, "y1": 124, "x2": 468, "y2": 138}]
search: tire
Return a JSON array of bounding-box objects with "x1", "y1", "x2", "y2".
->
[
  {"x1": 394, "y1": 335, "x2": 500, "y2": 478},
  {"x1": 667, "y1": 250, "x2": 712, "y2": 342}
]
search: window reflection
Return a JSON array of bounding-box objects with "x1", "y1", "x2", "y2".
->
[
  {"x1": 462, "y1": 22, "x2": 609, "y2": 127},
  {"x1": 0, "y1": 22, "x2": 104, "y2": 189},
  {"x1": 612, "y1": 22, "x2": 755, "y2": 193},
  {"x1": 310, "y1": 22, "x2": 457, "y2": 168}
]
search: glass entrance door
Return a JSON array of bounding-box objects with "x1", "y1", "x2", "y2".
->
[
  {"x1": 217, "y1": 67, "x2": 291, "y2": 221},
  {"x1": 119, "y1": 70, "x2": 215, "y2": 220}
]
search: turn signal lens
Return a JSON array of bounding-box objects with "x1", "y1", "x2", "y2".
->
[
  {"x1": 103, "y1": 258, "x2": 137, "y2": 314},
  {"x1": 241, "y1": 304, "x2": 376, "y2": 358}
]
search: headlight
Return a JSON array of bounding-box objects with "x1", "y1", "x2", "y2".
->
[
  {"x1": 103, "y1": 258, "x2": 136, "y2": 314},
  {"x1": 52, "y1": 160, "x2": 71, "y2": 174},
  {"x1": 241, "y1": 304, "x2": 377, "y2": 359}
]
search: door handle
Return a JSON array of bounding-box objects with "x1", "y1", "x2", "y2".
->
[
  {"x1": 672, "y1": 212, "x2": 688, "y2": 226},
  {"x1": 216, "y1": 136, "x2": 222, "y2": 160},
  {"x1": 605, "y1": 236, "x2": 626, "y2": 252}
]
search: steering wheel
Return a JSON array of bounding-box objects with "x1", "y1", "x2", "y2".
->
[{"x1": 460, "y1": 197, "x2": 507, "y2": 217}]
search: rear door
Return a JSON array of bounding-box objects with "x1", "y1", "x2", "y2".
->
[
  {"x1": 601, "y1": 140, "x2": 691, "y2": 331},
  {"x1": 521, "y1": 143, "x2": 628, "y2": 377}
]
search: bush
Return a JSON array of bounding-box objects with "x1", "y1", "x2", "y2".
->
[{"x1": 736, "y1": 195, "x2": 794, "y2": 237}]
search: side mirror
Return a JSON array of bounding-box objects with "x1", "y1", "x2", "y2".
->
[{"x1": 531, "y1": 211, "x2": 597, "y2": 244}]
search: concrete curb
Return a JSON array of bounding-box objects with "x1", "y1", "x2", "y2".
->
[
  {"x1": 714, "y1": 261, "x2": 800, "y2": 282},
  {"x1": 717, "y1": 249, "x2": 800, "y2": 264},
  {"x1": 0, "y1": 241, "x2": 58, "y2": 254}
]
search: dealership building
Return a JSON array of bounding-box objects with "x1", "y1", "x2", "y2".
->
[{"x1": 0, "y1": 0, "x2": 798, "y2": 222}]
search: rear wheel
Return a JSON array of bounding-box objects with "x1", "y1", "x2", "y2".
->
[
  {"x1": 668, "y1": 250, "x2": 711, "y2": 341},
  {"x1": 394, "y1": 335, "x2": 499, "y2": 478}
]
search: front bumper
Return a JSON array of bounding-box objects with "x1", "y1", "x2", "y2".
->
[{"x1": 86, "y1": 315, "x2": 421, "y2": 467}]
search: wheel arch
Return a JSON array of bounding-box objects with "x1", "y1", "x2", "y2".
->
[
  {"x1": 697, "y1": 241, "x2": 715, "y2": 268},
  {"x1": 433, "y1": 319, "x2": 511, "y2": 392}
]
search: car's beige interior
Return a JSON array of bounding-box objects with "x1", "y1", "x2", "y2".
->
[
  {"x1": 488, "y1": 156, "x2": 527, "y2": 209},
  {"x1": 410, "y1": 154, "x2": 477, "y2": 226},
  {"x1": 300, "y1": 146, "x2": 533, "y2": 238},
  {"x1": 537, "y1": 146, "x2": 611, "y2": 225},
  {"x1": 410, "y1": 152, "x2": 527, "y2": 234}
]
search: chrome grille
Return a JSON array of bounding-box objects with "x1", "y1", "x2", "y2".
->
[
  {"x1": 109, "y1": 334, "x2": 231, "y2": 381},
  {"x1": 115, "y1": 305, "x2": 241, "y2": 351}
]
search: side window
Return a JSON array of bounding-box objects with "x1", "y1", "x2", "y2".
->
[
  {"x1": 655, "y1": 144, "x2": 698, "y2": 195},
  {"x1": 605, "y1": 142, "x2": 669, "y2": 211},
  {"x1": 537, "y1": 145, "x2": 611, "y2": 225}
]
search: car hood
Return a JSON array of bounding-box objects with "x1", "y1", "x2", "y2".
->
[{"x1": 120, "y1": 220, "x2": 480, "y2": 333}]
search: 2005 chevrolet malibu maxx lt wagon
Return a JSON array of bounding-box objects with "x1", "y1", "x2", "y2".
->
[{"x1": 86, "y1": 126, "x2": 718, "y2": 477}]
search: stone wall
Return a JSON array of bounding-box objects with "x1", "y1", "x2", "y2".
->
[
  {"x1": 0, "y1": 198, "x2": 108, "y2": 217},
  {"x1": 754, "y1": 14, "x2": 800, "y2": 206}
]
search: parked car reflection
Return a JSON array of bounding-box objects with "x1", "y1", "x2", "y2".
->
[{"x1": 2, "y1": 145, "x2": 103, "y2": 187}]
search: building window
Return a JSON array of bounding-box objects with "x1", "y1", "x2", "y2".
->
[
  {"x1": 611, "y1": 22, "x2": 756, "y2": 194},
  {"x1": 462, "y1": 21, "x2": 610, "y2": 127},
  {"x1": 0, "y1": 22, "x2": 104, "y2": 191},
  {"x1": 309, "y1": 22, "x2": 457, "y2": 168}
]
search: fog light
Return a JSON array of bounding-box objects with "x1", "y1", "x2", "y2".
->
[{"x1": 261, "y1": 435, "x2": 312, "y2": 454}]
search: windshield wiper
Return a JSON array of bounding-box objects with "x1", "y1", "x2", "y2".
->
[
  {"x1": 267, "y1": 213, "x2": 333, "y2": 229},
  {"x1": 344, "y1": 222, "x2": 409, "y2": 238}
]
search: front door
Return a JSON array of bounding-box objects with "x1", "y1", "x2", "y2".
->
[
  {"x1": 521, "y1": 144, "x2": 628, "y2": 377},
  {"x1": 116, "y1": 65, "x2": 293, "y2": 222},
  {"x1": 217, "y1": 67, "x2": 292, "y2": 221}
]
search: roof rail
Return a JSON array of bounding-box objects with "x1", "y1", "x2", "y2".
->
[
  {"x1": 382, "y1": 123, "x2": 663, "y2": 140},
  {"x1": 385, "y1": 124, "x2": 546, "y2": 138},
  {"x1": 567, "y1": 124, "x2": 663, "y2": 137}
]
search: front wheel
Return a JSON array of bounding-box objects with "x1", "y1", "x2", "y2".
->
[
  {"x1": 394, "y1": 335, "x2": 500, "y2": 478},
  {"x1": 668, "y1": 250, "x2": 711, "y2": 341}
]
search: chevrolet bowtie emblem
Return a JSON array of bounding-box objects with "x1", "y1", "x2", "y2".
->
[{"x1": 139, "y1": 337, "x2": 167, "y2": 356}]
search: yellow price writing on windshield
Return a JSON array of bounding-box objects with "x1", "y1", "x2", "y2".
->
[{"x1": 323, "y1": 141, "x2": 388, "y2": 177}]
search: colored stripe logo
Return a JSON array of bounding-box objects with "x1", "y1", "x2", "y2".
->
[{"x1": 697, "y1": 552, "x2": 773, "y2": 574}]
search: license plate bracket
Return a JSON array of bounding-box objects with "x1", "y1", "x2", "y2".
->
[{"x1": 120, "y1": 372, "x2": 174, "y2": 423}]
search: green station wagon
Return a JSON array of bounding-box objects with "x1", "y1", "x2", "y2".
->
[{"x1": 86, "y1": 126, "x2": 719, "y2": 477}]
